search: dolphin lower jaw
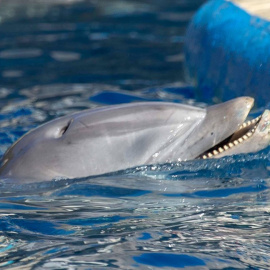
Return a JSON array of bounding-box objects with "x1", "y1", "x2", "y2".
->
[{"x1": 199, "y1": 112, "x2": 268, "y2": 159}]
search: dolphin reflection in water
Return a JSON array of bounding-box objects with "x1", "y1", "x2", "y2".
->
[{"x1": 0, "y1": 97, "x2": 269, "y2": 182}]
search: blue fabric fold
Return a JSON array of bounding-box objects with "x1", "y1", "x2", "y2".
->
[{"x1": 185, "y1": 0, "x2": 270, "y2": 107}]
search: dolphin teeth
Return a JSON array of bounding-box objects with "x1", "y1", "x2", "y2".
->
[
  {"x1": 239, "y1": 116, "x2": 261, "y2": 131},
  {"x1": 238, "y1": 138, "x2": 243, "y2": 143},
  {"x1": 238, "y1": 123, "x2": 245, "y2": 130},
  {"x1": 218, "y1": 147, "x2": 224, "y2": 153},
  {"x1": 200, "y1": 114, "x2": 262, "y2": 160},
  {"x1": 233, "y1": 140, "x2": 239, "y2": 146}
]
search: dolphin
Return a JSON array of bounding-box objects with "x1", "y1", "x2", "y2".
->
[{"x1": 0, "y1": 96, "x2": 269, "y2": 182}]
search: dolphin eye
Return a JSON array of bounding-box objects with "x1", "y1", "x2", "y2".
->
[{"x1": 58, "y1": 119, "x2": 72, "y2": 137}]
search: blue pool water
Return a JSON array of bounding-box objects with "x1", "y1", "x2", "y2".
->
[{"x1": 1, "y1": 0, "x2": 270, "y2": 269}]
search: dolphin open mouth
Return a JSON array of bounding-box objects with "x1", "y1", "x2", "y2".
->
[{"x1": 199, "y1": 114, "x2": 262, "y2": 159}]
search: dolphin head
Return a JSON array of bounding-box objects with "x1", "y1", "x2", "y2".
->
[{"x1": 0, "y1": 97, "x2": 269, "y2": 182}]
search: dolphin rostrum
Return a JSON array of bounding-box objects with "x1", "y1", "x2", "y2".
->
[{"x1": 0, "y1": 96, "x2": 269, "y2": 182}]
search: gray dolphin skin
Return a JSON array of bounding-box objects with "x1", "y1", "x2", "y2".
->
[{"x1": 0, "y1": 96, "x2": 270, "y2": 182}]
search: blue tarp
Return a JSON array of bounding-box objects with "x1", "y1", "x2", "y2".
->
[{"x1": 185, "y1": 0, "x2": 270, "y2": 107}]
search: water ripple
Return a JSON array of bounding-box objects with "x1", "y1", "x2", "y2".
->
[{"x1": 0, "y1": 0, "x2": 269, "y2": 269}]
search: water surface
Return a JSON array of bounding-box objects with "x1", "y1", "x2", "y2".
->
[{"x1": 1, "y1": 0, "x2": 270, "y2": 269}]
